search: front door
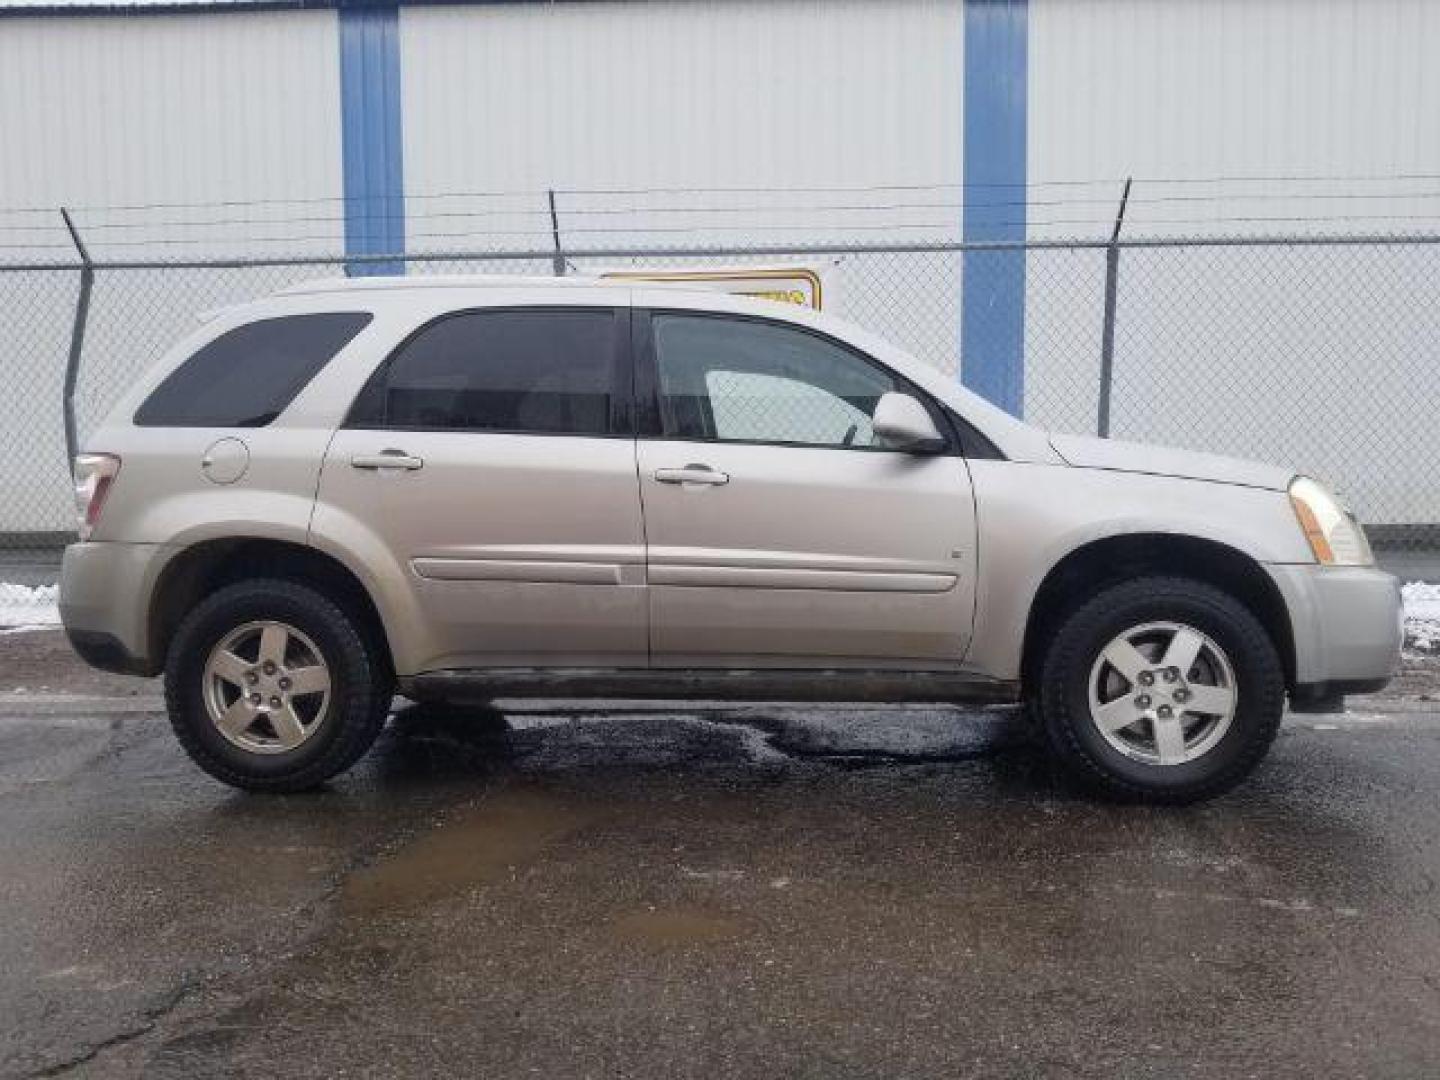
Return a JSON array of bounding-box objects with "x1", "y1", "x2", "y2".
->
[
  {"x1": 633, "y1": 307, "x2": 977, "y2": 669},
  {"x1": 316, "y1": 303, "x2": 646, "y2": 672}
]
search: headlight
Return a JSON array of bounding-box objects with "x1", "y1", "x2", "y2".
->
[{"x1": 1289, "y1": 476, "x2": 1373, "y2": 566}]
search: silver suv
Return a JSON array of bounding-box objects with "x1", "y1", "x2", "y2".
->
[{"x1": 60, "y1": 276, "x2": 1402, "y2": 801}]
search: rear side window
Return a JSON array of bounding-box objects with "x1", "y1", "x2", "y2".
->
[
  {"x1": 347, "y1": 308, "x2": 620, "y2": 435},
  {"x1": 135, "y1": 313, "x2": 372, "y2": 428}
]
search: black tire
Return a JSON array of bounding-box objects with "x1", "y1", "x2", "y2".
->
[
  {"x1": 164, "y1": 578, "x2": 392, "y2": 792},
  {"x1": 1035, "y1": 576, "x2": 1284, "y2": 804}
]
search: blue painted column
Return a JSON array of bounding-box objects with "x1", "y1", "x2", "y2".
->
[
  {"x1": 339, "y1": 2, "x2": 405, "y2": 276},
  {"x1": 961, "y1": 0, "x2": 1028, "y2": 415}
]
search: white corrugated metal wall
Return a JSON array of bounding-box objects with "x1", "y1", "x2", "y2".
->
[
  {"x1": 1026, "y1": 0, "x2": 1440, "y2": 522},
  {"x1": 0, "y1": 10, "x2": 344, "y2": 532},
  {"x1": 399, "y1": 0, "x2": 966, "y2": 380},
  {"x1": 5, "y1": 0, "x2": 1436, "y2": 249},
  {"x1": 402, "y1": 1, "x2": 963, "y2": 194},
  {"x1": 1, "y1": 0, "x2": 1438, "y2": 530},
  {"x1": 0, "y1": 11, "x2": 343, "y2": 254},
  {"x1": 1031, "y1": 0, "x2": 1440, "y2": 216}
]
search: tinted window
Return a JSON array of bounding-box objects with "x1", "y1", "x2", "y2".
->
[
  {"x1": 349, "y1": 309, "x2": 618, "y2": 435},
  {"x1": 135, "y1": 313, "x2": 371, "y2": 427},
  {"x1": 653, "y1": 314, "x2": 902, "y2": 449}
]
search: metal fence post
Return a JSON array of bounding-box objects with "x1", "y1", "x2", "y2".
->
[
  {"x1": 1096, "y1": 178, "x2": 1132, "y2": 438},
  {"x1": 60, "y1": 207, "x2": 94, "y2": 468},
  {"x1": 547, "y1": 189, "x2": 565, "y2": 277}
]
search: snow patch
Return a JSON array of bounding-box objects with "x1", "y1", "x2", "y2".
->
[
  {"x1": 0, "y1": 583, "x2": 60, "y2": 629},
  {"x1": 1404, "y1": 581, "x2": 1440, "y2": 654}
]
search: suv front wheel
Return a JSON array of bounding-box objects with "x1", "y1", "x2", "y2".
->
[
  {"x1": 1035, "y1": 576, "x2": 1285, "y2": 803},
  {"x1": 164, "y1": 579, "x2": 391, "y2": 792}
]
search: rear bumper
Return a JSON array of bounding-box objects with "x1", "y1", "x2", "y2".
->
[
  {"x1": 1265, "y1": 563, "x2": 1403, "y2": 699},
  {"x1": 59, "y1": 542, "x2": 167, "y2": 676}
]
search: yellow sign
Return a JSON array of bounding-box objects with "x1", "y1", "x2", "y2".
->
[
  {"x1": 736, "y1": 288, "x2": 809, "y2": 306},
  {"x1": 598, "y1": 267, "x2": 824, "y2": 310}
]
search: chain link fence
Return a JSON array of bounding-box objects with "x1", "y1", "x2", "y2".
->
[{"x1": 2, "y1": 234, "x2": 1438, "y2": 559}]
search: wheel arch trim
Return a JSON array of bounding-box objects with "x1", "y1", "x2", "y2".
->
[
  {"x1": 146, "y1": 532, "x2": 412, "y2": 677},
  {"x1": 976, "y1": 528, "x2": 1299, "y2": 691}
]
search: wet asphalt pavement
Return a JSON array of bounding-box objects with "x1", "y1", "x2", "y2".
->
[{"x1": 2, "y1": 633, "x2": 1440, "y2": 1078}]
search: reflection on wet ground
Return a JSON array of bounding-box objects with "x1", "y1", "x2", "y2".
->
[{"x1": 382, "y1": 698, "x2": 1035, "y2": 777}]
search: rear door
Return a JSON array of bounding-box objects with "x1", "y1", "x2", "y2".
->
[
  {"x1": 316, "y1": 301, "x2": 646, "y2": 672},
  {"x1": 633, "y1": 304, "x2": 978, "y2": 669}
]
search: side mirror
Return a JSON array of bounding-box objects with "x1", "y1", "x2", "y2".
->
[{"x1": 872, "y1": 392, "x2": 946, "y2": 454}]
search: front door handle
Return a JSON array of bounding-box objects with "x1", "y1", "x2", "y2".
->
[
  {"x1": 351, "y1": 449, "x2": 424, "y2": 471},
  {"x1": 653, "y1": 464, "x2": 730, "y2": 486}
]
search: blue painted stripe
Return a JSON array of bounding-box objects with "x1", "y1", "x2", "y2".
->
[
  {"x1": 961, "y1": 0, "x2": 1028, "y2": 416},
  {"x1": 339, "y1": 5, "x2": 405, "y2": 276}
]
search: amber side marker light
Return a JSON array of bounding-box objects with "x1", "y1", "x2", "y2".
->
[{"x1": 1290, "y1": 492, "x2": 1336, "y2": 564}]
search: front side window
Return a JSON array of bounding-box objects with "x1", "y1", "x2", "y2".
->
[
  {"x1": 135, "y1": 312, "x2": 372, "y2": 427},
  {"x1": 349, "y1": 308, "x2": 619, "y2": 435},
  {"x1": 652, "y1": 314, "x2": 908, "y2": 449}
]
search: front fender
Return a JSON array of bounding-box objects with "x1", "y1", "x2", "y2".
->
[{"x1": 962, "y1": 460, "x2": 1312, "y2": 680}]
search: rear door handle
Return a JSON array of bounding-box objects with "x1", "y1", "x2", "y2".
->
[
  {"x1": 351, "y1": 450, "x2": 424, "y2": 471},
  {"x1": 653, "y1": 465, "x2": 730, "y2": 486}
]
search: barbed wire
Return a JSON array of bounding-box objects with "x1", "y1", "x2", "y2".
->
[
  {"x1": 11, "y1": 187, "x2": 1440, "y2": 237},
  {"x1": 8, "y1": 229, "x2": 1440, "y2": 276},
  {"x1": 14, "y1": 216, "x2": 1440, "y2": 255},
  {"x1": 8, "y1": 171, "x2": 1440, "y2": 217}
]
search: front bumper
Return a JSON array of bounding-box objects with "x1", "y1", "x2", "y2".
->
[
  {"x1": 59, "y1": 542, "x2": 168, "y2": 676},
  {"x1": 1265, "y1": 563, "x2": 1403, "y2": 700}
]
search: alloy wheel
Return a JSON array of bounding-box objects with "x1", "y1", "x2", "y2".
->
[
  {"x1": 1086, "y1": 620, "x2": 1238, "y2": 766},
  {"x1": 202, "y1": 620, "x2": 332, "y2": 754}
]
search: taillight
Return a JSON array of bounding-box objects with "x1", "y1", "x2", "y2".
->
[{"x1": 73, "y1": 454, "x2": 121, "y2": 541}]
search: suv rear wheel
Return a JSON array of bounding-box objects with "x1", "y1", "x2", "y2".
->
[
  {"x1": 164, "y1": 579, "x2": 391, "y2": 792},
  {"x1": 1035, "y1": 576, "x2": 1284, "y2": 803}
]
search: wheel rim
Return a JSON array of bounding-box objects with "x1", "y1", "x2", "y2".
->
[
  {"x1": 1086, "y1": 620, "x2": 1238, "y2": 766},
  {"x1": 202, "y1": 620, "x2": 332, "y2": 755}
]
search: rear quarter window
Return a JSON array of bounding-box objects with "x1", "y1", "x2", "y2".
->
[
  {"x1": 134, "y1": 312, "x2": 372, "y2": 428},
  {"x1": 345, "y1": 307, "x2": 621, "y2": 435}
]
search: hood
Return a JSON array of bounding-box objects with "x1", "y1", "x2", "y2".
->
[{"x1": 1049, "y1": 432, "x2": 1294, "y2": 491}]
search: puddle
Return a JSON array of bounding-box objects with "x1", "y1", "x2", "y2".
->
[
  {"x1": 608, "y1": 906, "x2": 746, "y2": 948},
  {"x1": 341, "y1": 787, "x2": 593, "y2": 915}
]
